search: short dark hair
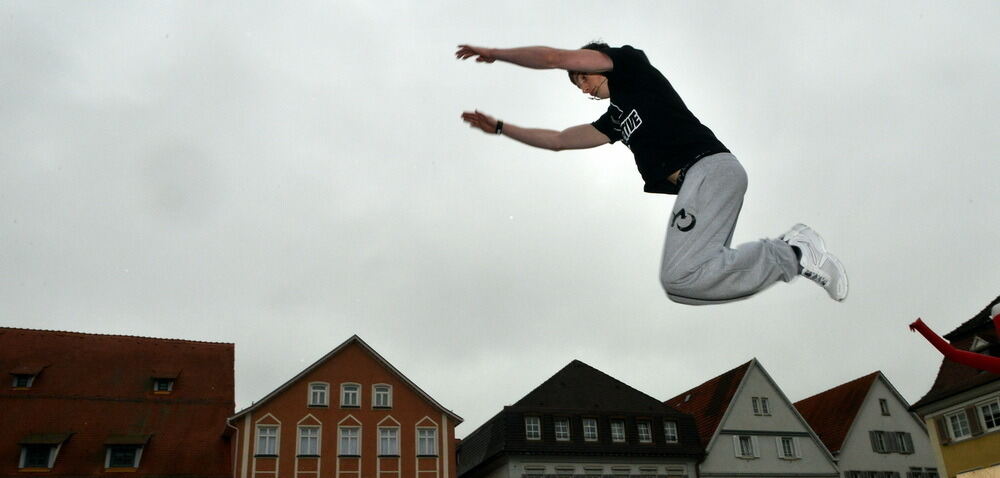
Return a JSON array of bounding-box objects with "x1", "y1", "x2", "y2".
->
[{"x1": 568, "y1": 42, "x2": 610, "y2": 84}]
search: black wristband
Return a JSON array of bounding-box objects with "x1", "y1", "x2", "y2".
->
[{"x1": 495, "y1": 120, "x2": 504, "y2": 135}]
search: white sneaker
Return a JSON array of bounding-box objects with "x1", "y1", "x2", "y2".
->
[{"x1": 780, "y1": 223, "x2": 848, "y2": 302}]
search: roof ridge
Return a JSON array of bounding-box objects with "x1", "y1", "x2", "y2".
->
[{"x1": 0, "y1": 326, "x2": 232, "y2": 346}]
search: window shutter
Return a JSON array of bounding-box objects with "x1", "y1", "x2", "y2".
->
[
  {"x1": 903, "y1": 433, "x2": 914, "y2": 454},
  {"x1": 794, "y1": 437, "x2": 802, "y2": 458},
  {"x1": 869, "y1": 431, "x2": 877, "y2": 451},
  {"x1": 752, "y1": 436, "x2": 760, "y2": 458},
  {"x1": 733, "y1": 436, "x2": 741, "y2": 456},
  {"x1": 966, "y1": 406, "x2": 983, "y2": 436},
  {"x1": 887, "y1": 431, "x2": 899, "y2": 453},
  {"x1": 934, "y1": 417, "x2": 950, "y2": 445}
]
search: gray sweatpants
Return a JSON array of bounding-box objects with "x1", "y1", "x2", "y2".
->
[{"x1": 659, "y1": 153, "x2": 799, "y2": 305}]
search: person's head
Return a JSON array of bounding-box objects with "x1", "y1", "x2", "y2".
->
[{"x1": 568, "y1": 42, "x2": 611, "y2": 100}]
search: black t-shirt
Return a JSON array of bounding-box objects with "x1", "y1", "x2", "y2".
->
[{"x1": 590, "y1": 45, "x2": 729, "y2": 194}]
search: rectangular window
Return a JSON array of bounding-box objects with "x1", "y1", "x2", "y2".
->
[
  {"x1": 665, "y1": 465, "x2": 686, "y2": 478},
  {"x1": 664, "y1": 421, "x2": 679, "y2": 443},
  {"x1": 341, "y1": 384, "x2": 360, "y2": 407},
  {"x1": 374, "y1": 385, "x2": 392, "y2": 408},
  {"x1": 583, "y1": 418, "x2": 598, "y2": 441},
  {"x1": 153, "y1": 378, "x2": 174, "y2": 393},
  {"x1": 555, "y1": 466, "x2": 575, "y2": 478},
  {"x1": 947, "y1": 411, "x2": 971, "y2": 439},
  {"x1": 554, "y1": 418, "x2": 570, "y2": 441},
  {"x1": 895, "y1": 432, "x2": 914, "y2": 454},
  {"x1": 298, "y1": 426, "x2": 319, "y2": 456},
  {"x1": 637, "y1": 421, "x2": 652, "y2": 443},
  {"x1": 638, "y1": 466, "x2": 658, "y2": 478},
  {"x1": 980, "y1": 399, "x2": 1000, "y2": 430},
  {"x1": 106, "y1": 446, "x2": 142, "y2": 468},
  {"x1": 524, "y1": 416, "x2": 541, "y2": 440},
  {"x1": 523, "y1": 466, "x2": 545, "y2": 478},
  {"x1": 611, "y1": 420, "x2": 626, "y2": 442},
  {"x1": 13, "y1": 374, "x2": 35, "y2": 388},
  {"x1": 583, "y1": 466, "x2": 604, "y2": 478},
  {"x1": 752, "y1": 397, "x2": 760, "y2": 415},
  {"x1": 880, "y1": 398, "x2": 891, "y2": 415},
  {"x1": 339, "y1": 427, "x2": 359, "y2": 456},
  {"x1": 418, "y1": 428, "x2": 437, "y2": 455},
  {"x1": 778, "y1": 437, "x2": 798, "y2": 458},
  {"x1": 870, "y1": 430, "x2": 888, "y2": 453},
  {"x1": 21, "y1": 445, "x2": 54, "y2": 468},
  {"x1": 761, "y1": 397, "x2": 771, "y2": 415},
  {"x1": 256, "y1": 426, "x2": 278, "y2": 455},
  {"x1": 735, "y1": 435, "x2": 757, "y2": 458},
  {"x1": 378, "y1": 427, "x2": 399, "y2": 456},
  {"x1": 309, "y1": 383, "x2": 328, "y2": 406}
]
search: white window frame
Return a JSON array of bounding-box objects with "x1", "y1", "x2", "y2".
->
[
  {"x1": 777, "y1": 436, "x2": 800, "y2": 459},
  {"x1": 105, "y1": 445, "x2": 144, "y2": 469},
  {"x1": 255, "y1": 425, "x2": 279, "y2": 456},
  {"x1": 879, "y1": 398, "x2": 891, "y2": 416},
  {"x1": 946, "y1": 410, "x2": 971, "y2": 440},
  {"x1": 752, "y1": 397, "x2": 760, "y2": 415},
  {"x1": 760, "y1": 397, "x2": 771, "y2": 415},
  {"x1": 19, "y1": 444, "x2": 61, "y2": 469},
  {"x1": 734, "y1": 435, "x2": 759, "y2": 458},
  {"x1": 583, "y1": 418, "x2": 598, "y2": 441},
  {"x1": 338, "y1": 426, "x2": 360, "y2": 456},
  {"x1": 373, "y1": 384, "x2": 392, "y2": 408},
  {"x1": 297, "y1": 426, "x2": 320, "y2": 456},
  {"x1": 978, "y1": 398, "x2": 1000, "y2": 431},
  {"x1": 417, "y1": 427, "x2": 437, "y2": 456},
  {"x1": 664, "y1": 421, "x2": 679, "y2": 443},
  {"x1": 378, "y1": 427, "x2": 399, "y2": 456},
  {"x1": 611, "y1": 420, "x2": 626, "y2": 442},
  {"x1": 341, "y1": 383, "x2": 361, "y2": 407},
  {"x1": 308, "y1": 382, "x2": 329, "y2": 407},
  {"x1": 637, "y1": 421, "x2": 652, "y2": 443},
  {"x1": 525, "y1": 416, "x2": 541, "y2": 440},
  {"x1": 554, "y1": 418, "x2": 571, "y2": 441}
]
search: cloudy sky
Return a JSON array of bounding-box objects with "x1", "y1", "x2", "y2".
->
[{"x1": 3, "y1": 1, "x2": 999, "y2": 435}]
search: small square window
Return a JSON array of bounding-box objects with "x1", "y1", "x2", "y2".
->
[
  {"x1": 735, "y1": 435, "x2": 757, "y2": 458},
  {"x1": 946, "y1": 412, "x2": 971, "y2": 440},
  {"x1": 309, "y1": 383, "x2": 329, "y2": 406},
  {"x1": 980, "y1": 399, "x2": 1000, "y2": 431},
  {"x1": 21, "y1": 445, "x2": 55, "y2": 469},
  {"x1": 583, "y1": 418, "x2": 598, "y2": 441},
  {"x1": 341, "y1": 384, "x2": 360, "y2": 407},
  {"x1": 778, "y1": 437, "x2": 798, "y2": 459}
]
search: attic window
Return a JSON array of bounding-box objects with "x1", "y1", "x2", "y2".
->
[
  {"x1": 104, "y1": 434, "x2": 150, "y2": 470},
  {"x1": 18, "y1": 433, "x2": 71, "y2": 470},
  {"x1": 153, "y1": 378, "x2": 174, "y2": 393},
  {"x1": 12, "y1": 374, "x2": 35, "y2": 389},
  {"x1": 10, "y1": 364, "x2": 44, "y2": 389},
  {"x1": 879, "y1": 399, "x2": 890, "y2": 416}
]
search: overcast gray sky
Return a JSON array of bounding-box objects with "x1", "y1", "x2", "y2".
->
[{"x1": 3, "y1": 1, "x2": 999, "y2": 435}]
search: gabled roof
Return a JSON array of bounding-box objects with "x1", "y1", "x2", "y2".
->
[
  {"x1": 229, "y1": 335, "x2": 462, "y2": 423},
  {"x1": 793, "y1": 372, "x2": 880, "y2": 453},
  {"x1": 911, "y1": 297, "x2": 1000, "y2": 411},
  {"x1": 457, "y1": 360, "x2": 703, "y2": 478},
  {"x1": 664, "y1": 360, "x2": 752, "y2": 446}
]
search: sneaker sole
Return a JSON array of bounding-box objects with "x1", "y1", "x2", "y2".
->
[{"x1": 825, "y1": 252, "x2": 849, "y2": 301}]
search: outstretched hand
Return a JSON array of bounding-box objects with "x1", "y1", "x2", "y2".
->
[
  {"x1": 461, "y1": 110, "x2": 498, "y2": 134},
  {"x1": 455, "y1": 45, "x2": 495, "y2": 63}
]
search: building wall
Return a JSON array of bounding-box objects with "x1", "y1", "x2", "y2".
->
[
  {"x1": 922, "y1": 388, "x2": 1000, "y2": 478},
  {"x1": 503, "y1": 454, "x2": 697, "y2": 478},
  {"x1": 837, "y1": 378, "x2": 937, "y2": 476},
  {"x1": 231, "y1": 341, "x2": 457, "y2": 478},
  {"x1": 700, "y1": 364, "x2": 839, "y2": 477}
]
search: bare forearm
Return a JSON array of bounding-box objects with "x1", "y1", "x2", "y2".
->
[
  {"x1": 488, "y1": 46, "x2": 565, "y2": 70},
  {"x1": 501, "y1": 122, "x2": 563, "y2": 150}
]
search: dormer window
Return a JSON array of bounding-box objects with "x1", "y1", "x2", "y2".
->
[
  {"x1": 524, "y1": 416, "x2": 541, "y2": 440},
  {"x1": 637, "y1": 421, "x2": 652, "y2": 443},
  {"x1": 12, "y1": 374, "x2": 35, "y2": 389},
  {"x1": 554, "y1": 418, "x2": 571, "y2": 441},
  {"x1": 104, "y1": 434, "x2": 150, "y2": 470},
  {"x1": 341, "y1": 383, "x2": 360, "y2": 407},
  {"x1": 18, "y1": 433, "x2": 71, "y2": 470},
  {"x1": 153, "y1": 378, "x2": 174, "y2": 393}
]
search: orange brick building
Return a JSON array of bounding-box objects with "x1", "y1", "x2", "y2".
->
[
  {"x1": 0, "y1": 327, "x2": 234, "y2": 477},
  {"x1": 228, "y1": 335, "x2": 462, "y2": 478}
]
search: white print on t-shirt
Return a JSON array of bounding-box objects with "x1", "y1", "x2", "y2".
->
[{"x1": 622, "y1": 109, "x2": 642, "y2": 142}]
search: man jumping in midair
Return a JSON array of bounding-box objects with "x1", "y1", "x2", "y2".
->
[{"x1": 457, "y1": 43, "x2": 848, "y2": 304}]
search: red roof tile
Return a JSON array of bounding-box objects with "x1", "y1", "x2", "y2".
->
[
  {"x1": 0, "y1": 327, "x2": 234, "y2": 477},
  {"x1": 793, "y1": 372, "x2": 880, "y2": 454},
  {"x1": 664, "y1": 360, "x2": 752, "y2": 446}
]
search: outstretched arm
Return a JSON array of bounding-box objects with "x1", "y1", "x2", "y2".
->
[
  {"x1": 461, "y1": 110, "x2": 609, "y2": 151},
  {"x1": 456, "y1": 45, "x2": 612, "y2": 72}
]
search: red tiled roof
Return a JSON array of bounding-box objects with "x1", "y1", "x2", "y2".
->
[
  {"x1": 664, "y1": 360, "x2": 752, "y2": 446},
  {"x1": 0, "y1": 327, "x2": 234, "y2": 477},
  {"x1": 793, "y1": 372, "x2": 880, "y2": 454}
]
